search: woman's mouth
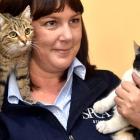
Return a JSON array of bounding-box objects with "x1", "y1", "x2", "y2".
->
[{"x1": 54, "y1": 48, "x2": 73, "y2": 55}]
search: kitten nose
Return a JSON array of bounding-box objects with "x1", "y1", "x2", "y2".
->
[{"x1": 19, "y1": 36, "x2": 27, "y2": 45}]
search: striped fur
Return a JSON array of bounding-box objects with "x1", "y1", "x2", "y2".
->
[{"x1": 0, "y1": 6, "x2": 33, "y2": 110}]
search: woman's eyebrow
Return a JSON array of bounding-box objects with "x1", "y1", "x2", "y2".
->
[
  {"x1": 71, "y1": 13, "x2": 81, "y2": 17},
  {"x1": 41, "y1": 12, "x2": 81, "y2": 19}
]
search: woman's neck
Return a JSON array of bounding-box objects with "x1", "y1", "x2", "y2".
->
[{"x1": 29, "y1": 59, "x2": 66, "y2": 104}]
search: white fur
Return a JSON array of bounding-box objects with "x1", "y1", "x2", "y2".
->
[
  {"x1": 0, "y1": 14, "x2": 5, "y2": 27},
  {"x1": 112, "y1": 127, "x2": 135, "y2": 140},
  {"x1": 93, "y1": 68, "x2": 136, "y2": 140}
]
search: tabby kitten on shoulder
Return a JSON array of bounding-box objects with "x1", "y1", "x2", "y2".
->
[
  {"x1": 93, "y1": 42, "x2": 140, "y2": 140},
  {"x1": 0, "y1": 6, "x2": 33, "y2": 110}
]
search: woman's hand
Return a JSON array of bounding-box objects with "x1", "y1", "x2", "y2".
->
[{"x1": 115, "y1": 72, "x2": 140, "y2": 129}]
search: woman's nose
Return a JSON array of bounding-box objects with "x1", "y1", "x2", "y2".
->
[{"x1": 59, "y1": 24, "x2": 73, "y2": 41}]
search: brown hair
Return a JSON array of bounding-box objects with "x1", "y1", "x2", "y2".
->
[
  {"x1": 0, "y1": 0, "x2": 96, "y2": 79},
  {"x1": 0, "y1": 0, "x2": 30, "y2": 16},
  {"x1": 30, "y1": 0, "x2": 83, "y2": 20},
  {"x1": 30, "y1": 0, "x2": 96, "y2": 79}
]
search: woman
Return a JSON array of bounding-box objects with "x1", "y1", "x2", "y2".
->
[{"x1": 0, "y1": 0, "x2": 140, "y2": 140}]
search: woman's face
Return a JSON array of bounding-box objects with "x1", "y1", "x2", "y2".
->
[{"x1": 32, "y1": 5, "x2": 82, "y2": 73}]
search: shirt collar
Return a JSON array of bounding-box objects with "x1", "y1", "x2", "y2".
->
[
  {"x1": 8, "y1": 57, "x2": 86, "y2": 104},
  {"x1": 54, "y1": 57, "x2": 86, "y2": 107},
  {"x1": 72, "y1": 57, "x2": 86, "y2": 80}
]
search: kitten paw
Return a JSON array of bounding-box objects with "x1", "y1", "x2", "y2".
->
[
  {"x1": 96, "y1": 121, "x2": 112, "y2": 134},
  {"x1": 93, "y1": 100, "x2": 107, "y2": 114},
  {"x1": 112, "y1": 131, "x2": 135, "y2": 140}
]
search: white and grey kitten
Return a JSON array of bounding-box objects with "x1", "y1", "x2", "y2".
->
[{"x1": 93, "y1": 42, "x2": 139, "y2": 140}]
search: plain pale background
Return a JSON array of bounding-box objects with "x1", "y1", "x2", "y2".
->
[{"x1": 82, "y1": 0, "x2": 140, "y2": 77}]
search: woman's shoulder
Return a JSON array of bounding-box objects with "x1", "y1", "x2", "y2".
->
[
  {"x1": 85, "y1": 69, "x2": 120, "y2": 89},
  {"x1": 87, "y1": 69, "x2": 120, "y2": 81}
]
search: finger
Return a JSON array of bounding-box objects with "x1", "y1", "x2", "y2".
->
[
  {"x1": 116, "y1": 105, "x2": 122, "y2": 115},
  {"x1": 115, "y1": 100, "x2": 127, "y2": 117},
  {"x1": 118, "y1": 81, "x2": 140, "y2": 99},
  {"x1": 115, "y1": 85, "x2": 129, "y2": 100},
  {"x1": 114, "y1": 95, "x2": 124, "y2": 106},
  {"x1": 120, "y1": 81, "x2": 135, "y2": 93},
  {"x1": 115, "y1": 82, "x2": 140, "y2": 105},
  {"x1": 117, "y1": 105, "x2": 140, "y2": 128},
  {"x1": 121, "y1": 80, "x2": 140, "y2": 96},
  {"x1": 115, "y1": 97, "x2": 133, "y2": 118},
  {"x1": 132, "y1": 72, "x2": 140, "y2": 88},
  {"x1": 116, "y1": 91, "x2": 140, "y2": 113}
]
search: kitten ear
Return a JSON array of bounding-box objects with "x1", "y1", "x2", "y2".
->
[
  {"x1": 134, "y1": 41, "x2": 140, "y2": 55},
  {"x1": 20, "y1": 5, "x2": 31, "y2": 20}
]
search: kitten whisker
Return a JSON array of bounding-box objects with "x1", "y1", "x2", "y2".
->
[{"x1": 31, "y1": 42, "x2": 42, "y2": 58}]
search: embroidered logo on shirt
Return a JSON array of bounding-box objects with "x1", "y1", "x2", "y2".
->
[{"x1": 82, "y1": 107, "x2": 112, "y2": 124}]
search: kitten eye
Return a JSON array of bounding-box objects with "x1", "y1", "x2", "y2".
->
[
  {"x1": 25, "y1": 28, "x2": 32, "y2": 35},
  {"x1": 9, "y1": 31, "x2": 18, "y2": 38}
]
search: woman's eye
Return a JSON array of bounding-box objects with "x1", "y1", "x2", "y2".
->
[
  {"x1": 44, "y1": 20, "x2": 57, "y2": 29},
  {"x1": 25, "y1": 28, "x2": 32, "y2": 35},
  {"x1": 9, "y1": 31, "x2": 18, "y2": 38},
  {"x1": 70, "y1": 18, "x2": 81, "y2": 24}
]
